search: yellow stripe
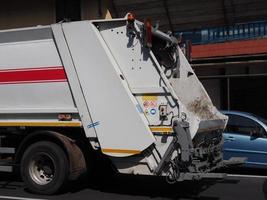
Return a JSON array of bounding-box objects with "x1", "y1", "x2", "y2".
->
[
  {"x1": 142, "y1": 96, "x2": 158, "y2": 101},
  {"x1": 0, "y1": 121, "x2": 82, "y2": 127},
  {"x1": 102, "y1": 148, "x2": 141, "y2": 154},
  {"x1": 150, "y1": 126, "x2": 173, "y2": 133}
]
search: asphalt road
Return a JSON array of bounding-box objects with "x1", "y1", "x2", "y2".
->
[{"x1": 1, "y1": 169, "x2": 267, "y2": 200}]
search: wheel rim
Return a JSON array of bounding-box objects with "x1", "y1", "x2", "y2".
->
[{"x1": 29, "y1": 153, "x2": 56, "y2": 185}]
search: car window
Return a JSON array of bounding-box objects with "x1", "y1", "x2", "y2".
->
[
  {"x1": 225, "y1": 114, "x2": 265, "y2": 136},
  {"x1": 251, "y1": 114, "x2": 267, "y2": 125}
]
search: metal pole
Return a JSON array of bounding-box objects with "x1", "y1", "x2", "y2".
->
[{"x1": 227, "y1": 78, "x2": 230, "y2": 110}]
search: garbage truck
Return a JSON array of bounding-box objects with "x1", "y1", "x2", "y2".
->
[{"x1": 0, "y1": 14, "x2": 236, "y2": 194}]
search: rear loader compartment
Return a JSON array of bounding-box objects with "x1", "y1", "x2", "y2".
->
[{"x1": 0, "y1": 14, "x2": 234, "y2": 194}]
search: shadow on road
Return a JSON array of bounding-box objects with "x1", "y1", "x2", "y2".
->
[
  {"x1": 217, "y1": 167, "x2": 267, "y2": 176},
  {"x1": 0, "y1": 172, "x2": 24, "y2": 190},
  {"x1": 66, "y1": 173, "x2": 241, "y2": 200},
  {"x1": 0, "y1": 171, "x2": 243, "y2": 200}
]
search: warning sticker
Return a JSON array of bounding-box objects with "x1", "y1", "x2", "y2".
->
[
  {"x1": 142, "y1": 96, "x2": 158, "y2": 116},
  {"x1": 150, "y1": 108, "x2": 156, "y2": 115},
  {"x1": 143, "y1": 100, "x2": 150, "y2": 108},
  {"x1": 149, "y1": 101, "x2": 157, "y2": 107},
  {"x1": 142, "y1": 96, "x2": 158, "y2": 101}
]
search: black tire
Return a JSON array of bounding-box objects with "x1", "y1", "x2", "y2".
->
[{"x1": 21, "y1": 141, "x2": 69, "y2": 195}]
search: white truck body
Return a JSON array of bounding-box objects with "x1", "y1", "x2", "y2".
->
[{"x1": 0, "y1": 15, "x2": 232, "y2": 194}]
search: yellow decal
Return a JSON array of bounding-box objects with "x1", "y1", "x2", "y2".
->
[
  {"x1": 150, "y1": 126, "x2": 173, "y2": 133},
  {"x1": 102, "y1": 148, "x2": 141, "y2": 154},
  {"x1": 142, "y1": 96, "x2": 158, "y2": 101},
  {"x1": 0, "y1": 121, "x2": 82, "y2": 127}
]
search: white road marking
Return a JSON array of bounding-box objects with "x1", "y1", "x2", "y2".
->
[
  {"x1": 0, "y1": 196, "x2": 47, "y2": 200},
  {"x1": 227, "y1": 174, "x2": 267, "y2": 179}
]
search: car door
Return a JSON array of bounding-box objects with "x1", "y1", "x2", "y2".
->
[{"x1": 223, "y1": 114, "x2": 267, "y2": 167}]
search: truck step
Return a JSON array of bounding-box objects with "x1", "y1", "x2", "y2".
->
[
  {"x1": 0, "y1": 160, "x2": 14, "y2": 172},
  {"x1": 0, "y1": 166, "x2": 13, "y2": 172},
  {"x1": 0, "y1": 147, "x2": 15, "y2": 154}
]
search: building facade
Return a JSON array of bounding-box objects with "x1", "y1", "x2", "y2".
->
[{"x1": 0, "y1": 0, "x2": 113, "y2": 30}]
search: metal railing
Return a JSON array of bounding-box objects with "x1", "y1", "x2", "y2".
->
[{"x1": 177, "y1": 21, "x2": 267, "y2": 45}]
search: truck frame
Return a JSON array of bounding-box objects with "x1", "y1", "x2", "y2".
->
[{"x1": 0, "y1": 14, "x2": 230, "y2": 194}]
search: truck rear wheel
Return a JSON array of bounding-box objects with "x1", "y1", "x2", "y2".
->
[{"x1": 21, "y1": 141, "x2": 69, "y2": 194}]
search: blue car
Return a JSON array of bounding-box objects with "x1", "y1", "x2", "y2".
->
[{"x1": 222, "y1": 110, "x2": 267, "y2": 168}]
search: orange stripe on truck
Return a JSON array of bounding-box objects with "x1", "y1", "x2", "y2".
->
[
  {"x1": 102, "y1": 148, "x2": 141, "y2": 154},
  {"x1": 150, "y1": 126, "x2": 173, "y2": 133},
  {"x1": 0, "y1": 121, "x2": 82, "y2": 127}
]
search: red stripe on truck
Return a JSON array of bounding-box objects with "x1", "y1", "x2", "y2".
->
[{"x1": 0, "y1": 66, "x2": 67, "y2": 84}]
